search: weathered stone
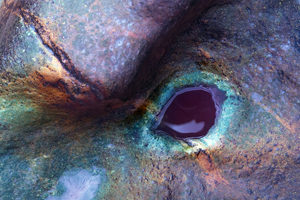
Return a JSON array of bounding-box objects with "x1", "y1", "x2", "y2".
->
[
  {"x1": 0, "y1": 0, "x2": 299, "y2": 199},
  {"x1": 0, "y1": 0, "x2": 226, "y2": 117}
]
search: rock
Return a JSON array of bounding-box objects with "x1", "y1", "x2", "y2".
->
[
  {"x1": 0, "y1": 0, "x2": 299, "y2": 199},
  {"x1": 0, "y1": 0, "x2": 226, "y2": 117}
]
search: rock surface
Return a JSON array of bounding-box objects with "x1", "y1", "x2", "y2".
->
[
  {"x1": 0, "y1": 0, "x2": 299, "y2": 200},
  {"x1": 0, "y1": 0, "x2": 226, "y2": 117}
]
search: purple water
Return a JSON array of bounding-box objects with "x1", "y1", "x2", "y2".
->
[{"x1": 156, "y1": 86, "x2": 226, "y2": 139}]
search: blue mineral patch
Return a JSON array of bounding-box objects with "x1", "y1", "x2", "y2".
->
[
  {"x1": 251, "y1": 92, "x2": 263, "y2": 104},
  {"x1": 0, "y1": 155, "x2": 38, "y2": 200},
  {"x1": 45, "y1": 167, "x2": 107, "y2": 200},
  {"x1": 39, "y1": 0, "x2": 95, "y2": 17}
]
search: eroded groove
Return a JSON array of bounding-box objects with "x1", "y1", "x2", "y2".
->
[{"x1": 19, "y1": 8, "x2": 106, "y2": 100}]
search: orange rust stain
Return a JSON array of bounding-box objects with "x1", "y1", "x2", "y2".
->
[
  {"x1": 198, "y1": 48, "x2": 211, "y2": 59},
  {"x1": 14, "y1": 64, "x2": 130, "y2": 118},
  {"x1": 125, "y1": 30, "x2": 143, "y2": 39},
  {"x1": 258, "y1": 103, "x2": 297, "y2": 134},
  {"x1": 28, "y1": 71, "x2": 69, "y2": 105},
  {"x1": 196, "y1": 151, "x2": 228, "y2": 190}
]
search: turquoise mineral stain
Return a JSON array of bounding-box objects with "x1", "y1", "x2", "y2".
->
[{"x1": 129, "y1": 68, "x2": 243, "y2": 153}]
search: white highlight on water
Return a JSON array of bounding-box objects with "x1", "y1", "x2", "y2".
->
[{"x1": 165, "y1": 120, "x2": 205, "y2": 134}]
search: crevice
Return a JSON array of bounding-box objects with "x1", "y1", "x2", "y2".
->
[{"x1": 18, "y1": 8, "x2": 106, "y2": 100}]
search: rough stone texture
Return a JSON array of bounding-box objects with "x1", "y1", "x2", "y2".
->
[
  {"x1": 0, "y1": 0, "x2": 226, "y2": 117},
  {"x1": 0, "y1": 0, "x2": 299, "y2": 200},
  {"x1": 153, "y1": 0, "x2": 300, "y2": 198}
]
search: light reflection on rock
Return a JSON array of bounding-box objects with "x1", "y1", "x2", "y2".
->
[{"x1": 46, "y1": 167, "x2": 107, "y2": 200}]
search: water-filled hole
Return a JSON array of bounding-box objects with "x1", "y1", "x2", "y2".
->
[{"x1": 155, "y1": 86, "x2": 226, "y2": 139}]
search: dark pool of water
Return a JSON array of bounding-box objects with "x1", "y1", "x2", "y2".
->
[{"x1": 155, "y1": 86, "x2": 226, "y2": 139}]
